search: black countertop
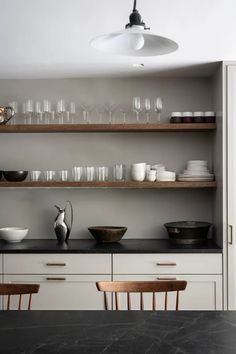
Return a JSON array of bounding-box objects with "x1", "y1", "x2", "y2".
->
[
  {"x1": 0, "y1": 311, "x2": 235, "y2": 353},
  {"x1": 0, "y1": 238, "x2": 222, "y2": 254}
]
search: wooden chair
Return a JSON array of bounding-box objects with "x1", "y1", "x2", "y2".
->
[
  {"x1": 96, "y1": 281, "x2": 187, "y2": 311},
  {"x1": 0, "y1": 284, "x2": 40, "y2": 310}
]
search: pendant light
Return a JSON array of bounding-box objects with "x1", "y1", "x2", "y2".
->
[{"x1": 90, "y1": 0, "x2": 178, "y2": 57}]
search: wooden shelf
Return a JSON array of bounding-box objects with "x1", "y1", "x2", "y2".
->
[
  {"x1": 0, "y1": 181, "x2": 217, "y2": 189},
  {"x1": 0, "y1": 123, "x2": 216, "y2": 133}
]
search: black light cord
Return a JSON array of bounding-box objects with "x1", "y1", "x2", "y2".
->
[{"x1": 133, "y1": 0, "x2": 137, "y2": 11}]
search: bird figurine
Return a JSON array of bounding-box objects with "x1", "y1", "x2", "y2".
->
[{"x1": 54, "y1": 200, "x2": 73, "y2": 243}]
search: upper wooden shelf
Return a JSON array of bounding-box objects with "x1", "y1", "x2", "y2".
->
[
  {"x1": 0, "y1": 123, "x2": 216, "y2": 133},
  {"x1": 0, "y1": 181, "x2": 217, "y2": 189}
]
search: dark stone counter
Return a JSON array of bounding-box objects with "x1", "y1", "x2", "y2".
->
[
  {"x1": 0, "y1": 311, "x2": 235, "y2": 353},
  {"x1": 0, "y1": 238, "x2": 222, "y2": 253}
]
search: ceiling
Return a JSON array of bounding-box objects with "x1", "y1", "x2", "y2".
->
[{"x1": 0, "y1": 0, "x2": 235, "y2": 78}]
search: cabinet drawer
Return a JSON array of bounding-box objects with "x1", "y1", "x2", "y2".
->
[
  {"x1": 113, "y1": 254, "x2": 222, "y2": 275},
  {"x1": 4, "y1": 274, "x2": 111, "y2": 310},
  {"x1": 4, "y1": 254, "x2": 111, "y2": 274}
]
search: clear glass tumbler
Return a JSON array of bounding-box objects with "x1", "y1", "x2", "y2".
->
[
  {"x1": 113, "y1": 164, "x2": 126, "y2": 181},
  {"x1": 96, "y1": 166, "x2": 109, "y2": 181},
  {"x1": 30, "y1": 170, "x2": 41, "y2": 181},
  {"x1": 43, "y1": 170, "x2": 55, "y2": 181},
  {"x1": 72, "y1": 166, "x2": 83, "y2": 181},
  {"x1": 57, "y1": 170, "x2": 68, "y2": 182},
  {"x1": 8, "y1": 101, "x2": 18, "y2": 125},
  {"x1": 85, "y1": 167, "x2": 95, "y2": 182}
]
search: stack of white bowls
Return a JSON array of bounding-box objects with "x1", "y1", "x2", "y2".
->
[
  {"x1": 178, "y1": 160, "x2": 214, "y2": 181},
  {"x1": 152, "y1": 164, "x2": 176, "y2": 181},
  {"x1": 131, "y1": 163, "x2": 146, "y2": 182},
  {"x1": 156, "y1": 170, "x2": 176, "y2": 181}
]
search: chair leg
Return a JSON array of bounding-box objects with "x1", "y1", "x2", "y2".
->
[
  {"x1": 127, "y1": 292, "x2": 131, "y2": 311},
  {"x1": 7, "y1": 295, "x2": 11, "y2": 310},
  {"x1": 28, "y1": 294, "x2": 32, "y2": 310},
  {"x1": 18, "y1": 294, "x2": 22, "y2": 310},
  {"x1": 176, "y1": 291, "x2": 179, "y2": 310},
  {"x1": 164, "y1": 292, "x2": 168, "y2": 311}
]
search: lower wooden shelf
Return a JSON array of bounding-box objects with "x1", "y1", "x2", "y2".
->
[{"x1": 0, "y1": 181, "x2": 217, "y2": 189}]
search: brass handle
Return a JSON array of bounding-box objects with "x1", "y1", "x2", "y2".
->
[
  {"x1": 46, "y1": 277, "x2": 66, "y2": 281},
  {"x1": 229, "y1": 225, "x2": 233, "y2": 245},
  {"x1": 156, "y1": 262, "x2": 177, "y2": 266},
  {"x1": 157, "y1": 277, "x2": 177, "y2": 280},
  {"x1": 46, "y1": 263, "x2": 66, "y2": 267}
]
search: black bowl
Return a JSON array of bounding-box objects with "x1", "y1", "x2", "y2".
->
[
  {"x1": 3, "y1": 171, "x2": 28, "y2": 182},
  {"x1": 88, "y1": 226, "x2": 127, "y2": 243}
]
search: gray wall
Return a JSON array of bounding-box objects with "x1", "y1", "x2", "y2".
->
[{"x1": 0, "y1": 77, "x2": 215, "y2": 240}]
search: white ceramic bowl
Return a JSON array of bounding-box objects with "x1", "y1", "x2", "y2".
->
[{"x1": 0, "y1": 227, "x2": 29, "y2": 243}]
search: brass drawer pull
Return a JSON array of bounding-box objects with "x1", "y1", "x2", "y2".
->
[
  {"x1": 157, "y1": 277, "x2": 177, "y2": 281},
  {"x1": 46, "y1": 277, "x2": 66, "y2": 281},
  {"x1": 156, "y1": 262, "x2": 177, "y2": 266},
  {"x1": 46, "y1": 263, "x2": 66, "y2": 267}
]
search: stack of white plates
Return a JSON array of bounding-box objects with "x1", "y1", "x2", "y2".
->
[{"x1": 178, "y1": 160, "x2": 214, "y2": 181}]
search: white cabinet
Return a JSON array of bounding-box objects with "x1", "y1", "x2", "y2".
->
[
  {"x1": 4, "y1": 274, "x2": 111, "y2": 310},
  {"x1": 113, "y1": 254, "x2": 222, "y2": 310},
  {"x1": 113, "y1": 275, "x2": 222, "y2": 310},
  {"x1": 227, "y1": 65, "x2": 236, "y2": 309},
  {"x1": 3, "y1": 254, "x2": 112, "y2": 310}
]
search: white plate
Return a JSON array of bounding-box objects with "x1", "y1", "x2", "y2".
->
[{"x1": 178, "y1": 177, "x2": 214, "y2": 181}]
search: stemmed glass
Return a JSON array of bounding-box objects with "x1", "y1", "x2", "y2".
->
[
  {"x1": 69, "y1": 102, "x2": 76, "y2": 124},
  {"x1": 144, "y1": 98, "x2": 151, "y2": 124},
  {"x1": 43, "y1": 99, "x2": 52, "y2": 124},
  {"x1": 35, "y1": 101, "x2": 43, "y2": 124},
  {"x1": 95, "y1": 104, "x2": 105, "y2": 124},
  {"x1": 133, "y1": 97, "x2": 142, "y2": 123},
  {"x1": 155, "y1": 97, "x2": 163, "y2": 122},
  {"x1": 105, "y1": 103, "x2": 116, "y2": 124},
  {"x1": 119, "y1": 105, "x2": 129, "y2": 124},
  {"x1": 8, "y1": 101, "x2": 18, "y2": 125},
  {"x1": 57, "y1": 99, "x2": 66, "y2": 124},
  {"x1": 25, "y1": 100, "x2": 34, "y2": 124}
]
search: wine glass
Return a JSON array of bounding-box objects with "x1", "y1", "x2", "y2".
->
[
  {"x1": 69, "y1": 102, "x2": 76, "y2": 124},
  {"x1": 155, "y1": 97, "x2": 163, "y2": 122},
  {"x1": 105, "y1": 103, "x2": 116, "y2": 124},
  {"x1": 119, "y1": 105, "x2": 129, "y2": 124},
  {"x1": 34, "y1": 101, "x2": 42, "y2": 124},
  {"x1": 57, "y1": 99, "x2": 66, "y2": 124},
  {"x1": 144, "y1": 98, "x2": 151, "y2": 124},
  {"x1": 25, "y1": 99, "x2": 34, "y2": 124},
  {"x1": 43, "y1": 99, "x2": 52, "y2": 124},
  {"x1": 133, "y1": 97, "x2": 142, "y2": 123}
]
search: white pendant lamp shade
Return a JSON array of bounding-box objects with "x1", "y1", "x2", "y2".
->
[
  {"x1": 91, "y1": 26, "x2": 178, "y2": 57},
  {"x1": 90, "y1": 1, "x2": 178, "y2": 57}
]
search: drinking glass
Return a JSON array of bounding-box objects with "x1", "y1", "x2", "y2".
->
[
  {"x1": 96, "y1": 166, "x2": 108, "y2": 181},
  {"x1": 57, "y1": 170, "x2": 68, "y2": 181},
  {"x1": 113, "y1": 164, "x2": 126, "y2": 181},
  {"x1": 34, "y1": 101, "x2": 43, "y2": 124},
  {"x1": 25, "y1": 99, "x2": 34, "y2": 124},
  {"x1": 95, "y1": 104, "x2": 105, "y2": 124},
  {"x1": 105, "y1": 103, "x2": 117, "y2": 124},
  {"x1": 85, "y1": 167, "x2": 95, "y2": 181},
  {"x1": 133, "y1": 97, "x2": 142, "y2": 123},
  {"x1": 43, "y1": 170, "x2": 55, "y2": 181},
  {"x1": 30, "y1": 170, "x2": 41, "y2": 181},
  {"x1": 69, "y1": 102, "x2": 76, "y2": 124},
  {"x1": 72, "y1": 166, "x2": 83, "y2": 181},
  {"x1": 8, "y1": 101, "x2": 18, "y2": 125},
  {"x1": 57, "y1": 99, "x2": 66, "y2": 124},
  {"x1": 155, "y1": 97, "x2": 163, "y2": 122},
  {"x1": 43, "y1": 99, "x2": 52, "y2": 124},
  {"x1": 144, "y1": 98, "x2": 151, "y2": 124},
  {"x1": 119, "y1": 105, "x2": 129, "y2": 124}
]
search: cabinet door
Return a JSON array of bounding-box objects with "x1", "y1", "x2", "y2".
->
[
  {"x1": 113, "y1": 275, "x2": 222, "y2": 310},
  {"x1": 227, "y1": 65, "x2": 236, "y2": 309},
  {"x1": 4, "y1": 275, "x2": 111, "y2": 310}
]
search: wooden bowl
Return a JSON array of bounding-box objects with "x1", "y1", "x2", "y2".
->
[{"x1": 88, "y1": 226, "x2": 127, "y2": 243}]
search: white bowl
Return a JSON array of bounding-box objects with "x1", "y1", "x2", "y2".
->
[{"x1": 0, "y1": 227, "x2": 29, "y2": 243}]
